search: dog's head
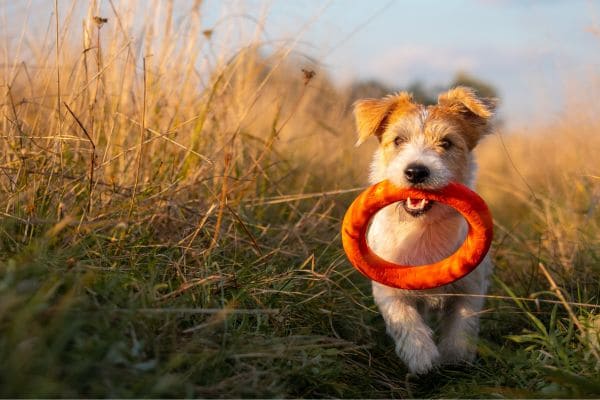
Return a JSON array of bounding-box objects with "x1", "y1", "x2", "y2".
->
[{"x1": 353, "y1": 86, "x2": 495, "y2": 218}]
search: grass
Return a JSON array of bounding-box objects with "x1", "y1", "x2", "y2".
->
[{"x1": 1, "y1": 1, "x2": 599, "y2": 397}]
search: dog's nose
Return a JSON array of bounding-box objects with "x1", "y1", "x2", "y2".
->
[{"x1": 404, "y1": 163, "x2": 430, "y2": 184}]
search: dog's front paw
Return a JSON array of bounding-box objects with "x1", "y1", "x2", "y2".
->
[{"x1": 396, "y1": 338, "x2": 440, "y2": 375}]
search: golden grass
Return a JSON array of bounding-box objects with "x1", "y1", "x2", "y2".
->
[
  {"x1": 477, "y1": 116, "x2": 600, "y2": 279},
  {"x1": 2, "y1": 1, "x2": 369, "y2": 219}
]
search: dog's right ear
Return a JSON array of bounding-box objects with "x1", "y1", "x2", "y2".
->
[{"x1": 353, "y1": 92, "x2": 413, "y2": 147}]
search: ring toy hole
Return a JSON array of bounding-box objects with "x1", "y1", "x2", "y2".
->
[{"x1": 341, "y1": 181, "x2": 493, "y2": 290}]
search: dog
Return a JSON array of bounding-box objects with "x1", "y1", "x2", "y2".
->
[{"x1": 352, "y1": 86, "x2": 495, "y2": 374}]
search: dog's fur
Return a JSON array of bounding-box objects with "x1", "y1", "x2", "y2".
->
[{"x1": 353, "y1": 87, "x2": 495, "y2": 374}]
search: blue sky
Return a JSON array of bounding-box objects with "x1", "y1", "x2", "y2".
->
[
  {"x1": 205, "y1": 0, "x2": 600, "y2": 128},
  {"x1": 4, "y1": 0, "x2": 600, "y2": 128}
]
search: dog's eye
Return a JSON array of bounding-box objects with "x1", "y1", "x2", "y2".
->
[
  {"x1": 440, "y1": 138, "x2": 453, "y2": 150},
  {"x1": 393, "y1": 136, "x2": 406, "y2": 146}
]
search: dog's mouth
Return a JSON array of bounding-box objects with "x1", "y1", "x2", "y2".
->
[{"x1": 401, "y1": 197, "x2": 434, "y2": 217}]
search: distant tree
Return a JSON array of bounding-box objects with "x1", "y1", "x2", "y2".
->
[
  {"x1": 406, "y1": 81, "x2": 436, "y2": 105},
  {"x1": 347, "y1": 79, "x2": 395, "y2": 103},
  {"x1": 346, "y1": 72, "x2": 499, "y2": 108}
]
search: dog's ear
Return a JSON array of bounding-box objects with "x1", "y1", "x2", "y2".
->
[
  {"x1": 437, "y1": 86, "x2": 497, "y2": 148},
  {"x1": 353, "y1": 92, "x2": 414, "y2": 146},
  {"x1": 437, "y1": 86, "x2": 496, "y2": 120}
]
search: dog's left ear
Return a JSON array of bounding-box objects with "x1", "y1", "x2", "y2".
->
[
  {"x1": 437, "y1": 86, "x2": 497, "y2": 148},
  {"x1": 438, "y1": 86, "x2": 496, "y2": 119}
]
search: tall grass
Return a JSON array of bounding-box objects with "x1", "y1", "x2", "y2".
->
[{"x1": 1, "y1": 1, "x2": 599, "y2": 397}]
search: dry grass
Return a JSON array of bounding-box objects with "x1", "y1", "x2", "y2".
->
[{"x1": 1, "y1": 1, "x2": 599, "y2": 397}]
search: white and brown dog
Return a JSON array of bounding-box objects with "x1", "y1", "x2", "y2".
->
[{"x1": 353, "y1": 86, "x2": 495, "y2": 374}]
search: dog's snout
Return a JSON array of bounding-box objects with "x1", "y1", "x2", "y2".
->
[{"x1": 404, "y1": 163, "x2": 430, "y2": 184}]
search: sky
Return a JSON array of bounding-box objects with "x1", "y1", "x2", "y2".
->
[
  {"x1": 205, "y1": 0, "x2": 600, "y2": 128},
  {"x1": 3, "y1": 0, "x2": 600, "y2": 129}
]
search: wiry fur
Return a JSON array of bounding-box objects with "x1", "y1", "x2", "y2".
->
[{"x1": 353, "y1": 86, "x2": 495, "y2": 374}]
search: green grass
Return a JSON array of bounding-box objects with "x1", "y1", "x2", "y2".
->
[{"x1": 1, "y1": 181, "x2": 599, "y2": 397}]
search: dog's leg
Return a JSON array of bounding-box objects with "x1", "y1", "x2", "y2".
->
[
  {"x1": 438, "y1": 292, "x2": 485, "y2": 364},
  {"x1": 373, "y1": 282, "x2": 439, "y2": 374},
  {"x1": 438, "y1": 259, "x2": 491, "y2": 364}
]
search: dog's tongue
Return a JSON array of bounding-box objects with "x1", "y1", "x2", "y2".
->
[{"x1": 406, "y1": 197, "x2": 429, "y2": 211}]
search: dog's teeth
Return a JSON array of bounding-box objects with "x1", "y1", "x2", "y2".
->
[
  {"x1": 405, "y1": 197, "x2": 429, "y2": 211},
  {"x1": 406, "y1": 197, "x2": 426, "y2": 210}
]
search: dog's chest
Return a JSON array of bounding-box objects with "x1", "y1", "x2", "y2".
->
[{"x1": 366, "y1": 203, "x2": 466, "y2": 266}]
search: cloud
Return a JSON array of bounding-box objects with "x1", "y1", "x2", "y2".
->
[
  {"x1": 363, "y1": 43, "x2": 567, "y2": 88},
  {"x1": 353, "y1": 43, "x2": 582, "y2": 128}
]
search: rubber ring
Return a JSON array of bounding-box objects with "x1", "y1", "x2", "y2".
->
[{"x1": 341, "y1": 181, "x2": 493, "y2": 290}]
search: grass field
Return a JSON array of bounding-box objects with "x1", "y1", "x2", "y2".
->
[{"x1": 1, "y1": 1, "x2": 599, "y2": 397}]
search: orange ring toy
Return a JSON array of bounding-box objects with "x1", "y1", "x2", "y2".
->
[{"x1": 341, "y1": 181, "x2": 493, "y2": 290}]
